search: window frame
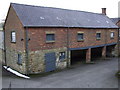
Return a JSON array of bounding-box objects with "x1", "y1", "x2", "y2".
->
[
  {"x1": 17, "y1": 54, "x2": 22, "y2": 65},
  {"x1": 46, "y1": 33, "x2": 55, "y2": 43},
  {"x1": 77, "y1": 32, "x2": 84, "y2": 41},
  {"x1": 11, "y1": 31, "x2": 16, "y2": 43},
  {"x1": 96, "y1": 32, "x2": 101, "y2": 40},
  {"x1": 110, "y1": 32, "x2": 114, "y2": 39}
]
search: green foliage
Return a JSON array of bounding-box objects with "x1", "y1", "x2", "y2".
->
[{"x1": 116, "y1": 71, "x2": 120, "y2": 78}]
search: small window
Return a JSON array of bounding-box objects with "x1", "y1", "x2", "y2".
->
[
  {"x1": 78, "y1": 33, "x2": 84, "y2": 41},
  {"x1": 17, "y1": 54, "x2": 22, "y2": 65},
  {"x1": 11, "y1": 31, "x2": 16, "y2": 43},
  {"x1": 59, "y1": 52, "x2": 65, "y2": 60},
  {"x1": 96, "y1": 33, "x2": 101, "y2": 39},
  {"x1": 46, "y1": 34, "x2": 55, "y2": 42},
  {"x1": 110, "y1": 32, "x2": 114, "y2": 39}
]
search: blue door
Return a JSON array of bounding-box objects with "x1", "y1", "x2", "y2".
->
[{"x1": 45, "y1": 52, "x2": 56, "y2": 72}]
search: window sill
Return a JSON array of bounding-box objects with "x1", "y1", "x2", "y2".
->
[
  {"x1": 46, "y1": 41, "x2": 55, "y2": 43},
  {"x1": 96, "y1": 38, "x2": 101, "y2": 40},
  {"x1": 77, "y1": 40, "x2": 84, "y2": 42},
  {"x1": 11, "y1": 42, "x2": 16, "y2": 43},
  {"x1": 17, "y1": 63, "x2": 22, "y2": 65},
  {"x1": 110, "y1": 38, "x2": 114, "y2": 39}
]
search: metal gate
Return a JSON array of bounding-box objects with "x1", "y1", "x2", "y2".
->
[{"x1": 45, "y1": 52, "x2": 56, "y2": 72}]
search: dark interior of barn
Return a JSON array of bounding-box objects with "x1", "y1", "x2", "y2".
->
[
  {"x1": 70, "y1": 45, "x2": 116, "y2": 65},
  {"x1": 91, "y1": 47, "x2": 102, "y2": 61},
  {"x1": 71, "y1": 50, "x2": 86, "y2": 65}
]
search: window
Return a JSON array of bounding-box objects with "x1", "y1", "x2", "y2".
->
[
  {"x1": 46, "y1": 34, "x2": 55, "y2": 42},
  {"x1": 11, "y1": 31, "x2": 16, "y2": 43},
  {"x1": 17, "y1": 54, "x2": 22, "y2": 65},
  {"x1": 59, "y1": 52, "x2": 65, "y2": 60},
  {"x1": 77, "y1": 33, "x2": 84, "y2": 41},
  {"x1": 96, "y1": 33, "x2": 101, "y2": 39},
  {"x1": 110, "y1": 32, "x2": 114, "y2": 39}
]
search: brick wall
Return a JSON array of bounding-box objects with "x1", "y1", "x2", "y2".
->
[
  {"x1": 4, "y1": 6, "x2": 25, "y2": 51},
  {"x1": 4, "y1": 5, "x2": 26, "y2": 74},
  {"x1": 27, "y1": 27, "x2": 118, "y2": 51},
  {"x1": 27, "y1": 28, "x2": 67, "y2": 51}
]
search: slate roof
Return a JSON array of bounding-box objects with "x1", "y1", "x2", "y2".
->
[
  {"x1": 110, "y1": 18, "x2": 120, "y2": 24},
  {"x1": 11, "y1": 3, "x2": 118, "y2": 28}
]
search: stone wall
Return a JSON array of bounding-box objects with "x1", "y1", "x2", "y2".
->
[
  {"x1": 28, "y1": 47, "x2": 68, "y2": 74},
  {"x1": 6, "y1": 48, "x2": 26, "y2": 74}
]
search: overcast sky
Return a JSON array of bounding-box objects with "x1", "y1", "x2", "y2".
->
[{"x1": 0, "y1": 0, "x2": 119, "y2": 22}]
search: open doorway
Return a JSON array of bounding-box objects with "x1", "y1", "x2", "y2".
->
[{"x1": 71, "y1": 49, "x2": 86, "y2": 65}]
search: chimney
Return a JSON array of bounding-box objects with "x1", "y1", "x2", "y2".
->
[{"x1": 102, "y1": 8, "x2": 106, "y2": 15}]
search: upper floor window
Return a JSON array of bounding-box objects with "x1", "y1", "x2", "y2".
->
[
  {"x1": 96, "y1": 33, "x2": 101, "y2": 40},
  {"x1": 110, "y1": 32, "x2": 114, "y2": 39},
  {"x1": 11, "y1": 31, "x2": 16, "y2": 43},
  {"x1": 46, "y1": 33, "x2": 55, "y2": 42},
  {"x1": 77, "y1": 33, "x2": 84, "y2": 41}
]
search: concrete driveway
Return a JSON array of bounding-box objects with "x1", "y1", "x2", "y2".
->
[{"x1": 2, "y1": 57, "x2": 119, "y2": 88}]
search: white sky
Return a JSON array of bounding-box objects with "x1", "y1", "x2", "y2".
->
[{"x1": 0, "y1": 0, "x2": 120, "y2": 22}]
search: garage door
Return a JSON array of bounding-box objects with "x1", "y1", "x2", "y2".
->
[{"x1": 45, "y1": 52, "x2": 56, "y2": 72}]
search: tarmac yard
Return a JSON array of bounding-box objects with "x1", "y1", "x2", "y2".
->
[{"x1": 2, "y1": 57, "x2": 119, "y2": 88}]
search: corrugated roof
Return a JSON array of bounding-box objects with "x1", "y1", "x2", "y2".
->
[{"x1": 11, "y1": 3, "x2": 118, "y2": 28}]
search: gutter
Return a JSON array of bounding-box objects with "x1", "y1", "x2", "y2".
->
[{"x1": 23, "y1": 25, "x2": 118, "y2": 29}]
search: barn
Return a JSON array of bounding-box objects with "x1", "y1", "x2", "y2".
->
[
  {"x1": 4, "y1": 3, "x2": 118, "y2": 75},
  {"x1": 111, "y1": 18, "x2": 120, "y2": 56}
]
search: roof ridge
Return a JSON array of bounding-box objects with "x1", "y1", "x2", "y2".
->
[{"x1": 11, "y1": 3, "x2": 104, "y2": 16}]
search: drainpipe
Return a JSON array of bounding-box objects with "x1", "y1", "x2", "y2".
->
[
  {"x1": 3, "y1": 25, "x2": 7, "y2": 66},
  {"x1": 67, "y1": 27, "x2": 70, "y2": 67},
  {"x1": 118, "y1": 27, "x2": 120, "y2": 89},
  {"x1": 117, "y1": 27, "x2": 119, "y2": 74},
  {"x1": 25, "y1": 27, "x2": 29, "y2": 75},
  {"x1": 118, "y1": 27, "x2": 120, "y2": 56},
  {"x1": 114, "y1": 27, "x2": 119, "y2": 57},
  {"x1": 105, "y1": 28, "x2": 107, "y2": 55}
]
